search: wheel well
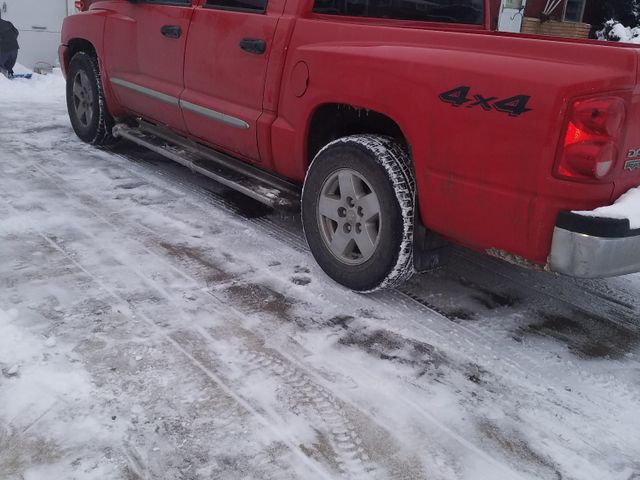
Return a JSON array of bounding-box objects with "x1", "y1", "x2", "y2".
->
[
  {"x1": 307, "y1": 104, "x2": 407, "y2": 165},
  {"x1": 65, "y1": 38, "x2": 97, "y2": 68}
]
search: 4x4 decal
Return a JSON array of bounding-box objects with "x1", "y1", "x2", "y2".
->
[{"x1": 439, "y1": 86, "x2": 532, "y2": 117}]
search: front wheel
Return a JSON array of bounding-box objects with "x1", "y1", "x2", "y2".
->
[
  {"x1": 302, "y1": 135, "x2": 416, "y2": 292},
  {"x1": 66, "y1": 51, "x2": 116, "y2": 146}
]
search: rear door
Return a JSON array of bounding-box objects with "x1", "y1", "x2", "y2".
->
[
  {"x1": 103, "y1": 0, "x2": 195, "y2": 133},
  {"x1": 180, "y1": 0, "x2": 284, "y2": 162}
]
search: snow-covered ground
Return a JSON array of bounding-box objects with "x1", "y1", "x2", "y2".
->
[{"x1": 1, "y1": 71, "x2": 640, "y2": 480}]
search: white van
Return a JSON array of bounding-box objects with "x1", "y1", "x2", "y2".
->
[{"x1": 0, "y1": 0, "x2": 77, "y2": 69}]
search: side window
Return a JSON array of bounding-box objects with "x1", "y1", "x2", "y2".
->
[
  {"x1": 205, "y1": 0, "x2": 267, "y2": 13},
  {"x1": 312, "y1": 0, "x2": 484, "y2": 25}
]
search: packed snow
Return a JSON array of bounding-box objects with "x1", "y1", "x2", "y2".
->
[
  {"x1": 1, "y1": 69, "x2": 640, "y2": 480},
  {"x1": 597, "y1": 19, "x2": 640, "y2": 44},
  {"x1": 574, "y1": 185, "x2": 640, "y2": 229}
]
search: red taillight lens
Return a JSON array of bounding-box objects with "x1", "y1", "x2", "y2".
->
[
  {"x1": 572, "y1": 98, "x2": 625, "y2": 136},
  {"x1": 560, "y1": 142, "x2": 618, "y2": 179},
  {"x1": 556, "y1": 96, "x2": 626, "y2": 182}
]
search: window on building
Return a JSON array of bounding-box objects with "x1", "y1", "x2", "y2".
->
[
  {"x1": 563, "y1": 0, "x2": 586, "y2": 23},
  {"x1": 312, "y1": 0, "x2": 484, "y2": 25}
]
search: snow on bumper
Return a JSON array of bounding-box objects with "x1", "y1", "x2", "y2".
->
[{"x1": 548, "y1": 187, "x2": 640, "y2": 278}]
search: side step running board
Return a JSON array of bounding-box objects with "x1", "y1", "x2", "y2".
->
[{"x1": 112, "y1": 121, "x2": 301, "y2": 210}]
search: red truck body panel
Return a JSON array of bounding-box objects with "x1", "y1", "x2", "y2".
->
[{"x1": 61, "y1": 0, "x2": 640, "y2": 267}]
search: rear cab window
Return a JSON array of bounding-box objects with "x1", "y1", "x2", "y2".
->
[
  {"x1": 205, "y1": 0, "x2": 267, "y2": 14},
  {"x1": 312, "y1": 0, "x2": 484, "y2": 25},
  {"x1": 142, "y1": 0, "x2": 192, "y2": 4}
]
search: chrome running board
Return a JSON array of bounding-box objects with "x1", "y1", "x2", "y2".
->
[{"x1": 112, "y1": 121, "x2": 301, "y2": 210}]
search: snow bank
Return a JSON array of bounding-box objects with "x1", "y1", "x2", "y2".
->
[
  {"x1": 573, "y1": 185, "x2": 640, "y2": 229},
  {"x1": 597, "y1": 20, "x2": 640, "y2": 44},
  {"x1": 0, "y1": 65, "x2": 66, "y2": 103}
]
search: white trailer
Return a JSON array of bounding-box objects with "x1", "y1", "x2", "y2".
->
[{"x1": 0, "y1": 0, "x2": 76, "y2": 69}]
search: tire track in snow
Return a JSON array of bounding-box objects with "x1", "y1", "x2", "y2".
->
[
  {"x1": 12, "y1": 139, "x2": 640, "y2": 477},
  {"x1": 0, "y1": 195, "x2": 336, "y2": 480},
  {"x1": 6, "y1": 150, "x2": 536, "y2": 479},
  {"x1": 0, "y1": 163, "x2": 416, "y2": 479},
  {"x1": 198, "y1": 326, "x2": 376, "y2": 479}
]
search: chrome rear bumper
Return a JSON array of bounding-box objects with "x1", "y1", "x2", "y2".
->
[{"x1": 548, "y1": 224, "x2": 640, "y2": 278}]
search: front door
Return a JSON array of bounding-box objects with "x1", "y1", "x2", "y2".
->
[
  {"x1": 103, "y1": 0, "x2": 195, "y2": 133},
  {"x1": 497, "y1": 0, "x2": 526, "y2": 33},
  {"x1": 180, "y1": 0, "x2": 283, "y2": 163}
]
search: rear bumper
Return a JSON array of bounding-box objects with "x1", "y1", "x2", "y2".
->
[{"x1": 548, "y1": 211, "x2": 640, "y2": 278}]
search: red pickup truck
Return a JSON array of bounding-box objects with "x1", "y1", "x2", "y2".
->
[{"x1": 60, "y1": 0, "x2": 640, "y2": 291}]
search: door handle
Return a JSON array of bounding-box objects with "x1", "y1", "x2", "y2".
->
[
  {"x1": 239, "y1": 38, "x2": 266, "y2": 55},
  {"x1": 161, "y1": 25, "x2": 182, "y2": 39}
]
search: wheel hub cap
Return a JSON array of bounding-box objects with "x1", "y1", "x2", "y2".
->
[
  {"x1": 317, "y1": 168, "x2": 382, "y2": 266},
  {"x1": 72, "y1": 70, "x2": 94, "y2": 128}
]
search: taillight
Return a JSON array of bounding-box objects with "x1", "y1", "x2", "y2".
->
[{"x1": 555, "y1": 96, "x2": 626, "y2": 182}]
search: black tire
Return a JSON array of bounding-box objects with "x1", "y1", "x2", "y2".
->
[
  {"x1": 66, "y1": 51, "x2": 116, "y2": 145},
  {"x1": 302, "y1": 135, "x2": 415, "y2": 292}
]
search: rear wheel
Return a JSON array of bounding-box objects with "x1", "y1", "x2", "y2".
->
[
  {"x1": 302, "y1": 135, "x2": 415, "y2": 291},
  {"x1": 66, "y1": 51, "x2": 116, "y2": 145}
]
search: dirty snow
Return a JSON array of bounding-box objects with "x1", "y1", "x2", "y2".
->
[
  {"x1": 1, "y1": 70, "x2": 640, "y2": 480},
  {"x1": 574, "y1": 185, "x2": 640, "y2": 229}
]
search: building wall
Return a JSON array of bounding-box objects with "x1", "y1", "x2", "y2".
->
[{"x1": 2, "y1": 0, "x2": 75, "y2": 68}]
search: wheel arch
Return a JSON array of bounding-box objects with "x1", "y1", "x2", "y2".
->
[
  {"x1": 306, "y1": 103, "x2": 409, "y2": 167},
  {"x1": 303, "y1": 103, "x2": 425, "y2": 228},
  {"x1": 63, "y1": 38, "x2": 97, "y2": 72}
]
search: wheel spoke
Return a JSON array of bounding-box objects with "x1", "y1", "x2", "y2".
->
[
  {"x1": 355, "y1": 227, "x2": 377, "y2": 259},
  {"x1": 79, "y1": 71, "x2": 90, "y2": 90},
  {"x1": 76, "y1": 102, "x2": 86, "y2": 120},
  {"x1": 338, "y1": 171, "x2": 358, "y2": 201},
  {"x1": 85, "y1": 86, "x2": 94, "y2": 105},
  {"x1": 330, "y1": 229, "x2": 353, "y2": 258},
  {"x1": 73, "y1": 81, "x2": 83, "y2": 101},
  {"x1": 85, "y1": 102, "x2": 94, "y2": 124},
  {"x1": 318, "y1": 195, "x2": 343, "y2": 222},
  {"x1": 358, "y1": 192, "x2": 380, "y2": 222}
]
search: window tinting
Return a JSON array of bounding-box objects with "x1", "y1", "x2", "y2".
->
[
  {"x1": 313, "y1": 0, "x2": 484, "y2": 25},
  {"x1": 205, "y1": 0, "x2": 266, "y2": 13}
]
